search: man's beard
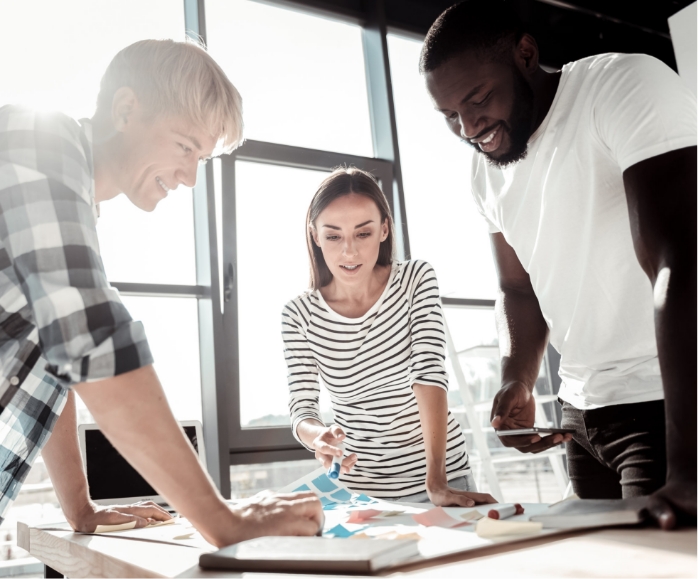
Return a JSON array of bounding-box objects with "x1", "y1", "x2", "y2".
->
[{"x1": 464, "y1": 67, "x2": 535, "y2": 169}]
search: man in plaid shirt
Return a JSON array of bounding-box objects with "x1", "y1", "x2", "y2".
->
[{"x1": 0, "y1": 39, "x2": 322, "y2": 546}]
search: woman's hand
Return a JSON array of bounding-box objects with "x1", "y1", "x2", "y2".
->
[
  {"x1": 311, "y1": 424, "x2": 357, "y2": 474},
  {"x1": 68, "y1": 500, "x2": 172, "y2": 533},
  {"x1": 426, "y1": 481, "x2": 497, "y2": 507}
]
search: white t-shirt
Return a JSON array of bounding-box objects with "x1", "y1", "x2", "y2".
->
[{"x1": 471, "y1": 53, "x2": 697, "y2": 409}]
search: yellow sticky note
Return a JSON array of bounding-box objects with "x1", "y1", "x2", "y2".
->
[
  {"x1": 475, "y1": 517, "x2": 542, "y2": 538},
  {"x1": 460, "y1": 511, "x2": 484, "y2": 522}
]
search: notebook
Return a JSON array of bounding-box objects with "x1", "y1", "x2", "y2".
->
[
  {"x1": 199, "y1": 536, "x2": 420, "y2": 573},
  {"x1": 530, "y1": 497, "x2": 648, "y2": 529}
]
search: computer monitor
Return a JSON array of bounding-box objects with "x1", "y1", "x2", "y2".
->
[{"x1": 78, "y1": 420, "x2": 206, "y2": 506}]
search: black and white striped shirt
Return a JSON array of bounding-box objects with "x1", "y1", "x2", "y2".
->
[{"x1": 282, "y1": 260, "x2": 470, "y2": 497}]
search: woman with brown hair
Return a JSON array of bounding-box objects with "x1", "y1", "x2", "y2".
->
[{"x1": 282, "y1": 167, "x2": 495, "y2": 506}]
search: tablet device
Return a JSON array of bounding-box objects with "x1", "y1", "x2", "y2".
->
[
  {"x1": 78, "y1": 420, "x2": 205, "y2": 507},
  {"x1": 496, "y1": 427, "x2": 574, "y2": 436}
]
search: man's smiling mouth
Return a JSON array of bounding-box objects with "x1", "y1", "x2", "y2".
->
[{"x1": 156, "y1": 176, "x2": 170, "y2": 193}]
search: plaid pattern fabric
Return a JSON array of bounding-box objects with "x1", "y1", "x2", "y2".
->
[{"x1": 0, "y1": 105, "x2": 153, "y2": 522}]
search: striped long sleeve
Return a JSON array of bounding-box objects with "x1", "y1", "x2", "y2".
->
[{"x1": 281, "y1": 260, "x2": 470, "y2": 498}]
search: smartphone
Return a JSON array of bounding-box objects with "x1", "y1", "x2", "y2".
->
[{"x1": 496, "y1": 427, "x2": 574, "y2": 436}]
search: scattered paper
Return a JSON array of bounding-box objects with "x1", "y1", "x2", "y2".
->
[
  {"x1": 282, "y1": 467, "x2": 378, "y2": 511},
  {"x1": 346, "y1": 509, "x2": 383, "y2": 523},
  {"x1": 351, "y1": 530, "x2": 422, "y2": 541},
  {"x1": 94, "y1": 521, "x2": 137, "y2": 533},
  {"x1": 326, "y1": 523, "x2": 369, "y2": 538},
  {"x1": 412, "y1": 507, "x2": 468, "y2": 529},
  {"x1": 475, "y1": 517, "x2": 543, "y2": 538},
  {"x1": 460, "y1": 511, "x2": 484, "y2": 522},
  {"x1": 379, "y1": 510, "x2": 405, "y2": 518}
]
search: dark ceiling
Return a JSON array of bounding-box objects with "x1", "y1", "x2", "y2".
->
[
  {"x1": 266, "y1": 0, "x2": 693, "y2": 70},
  {"x1": 383, "y1": 0, "x2": 694, "y2": 70}
]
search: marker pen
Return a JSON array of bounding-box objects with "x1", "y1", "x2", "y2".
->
[
  {"x1": 487, "y1": 503, "x2": 524, "y2": 520},
  {"x1": 327, "y1": 443, "x2": 344, "y2": 480}
]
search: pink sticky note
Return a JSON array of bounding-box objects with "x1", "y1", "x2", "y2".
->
[
  {"x1": 412, "y1": 507, "x2": 468, "y2": 528},
  {"x1": 346, "y1": 509, "x2": 383, "y2": 523}
]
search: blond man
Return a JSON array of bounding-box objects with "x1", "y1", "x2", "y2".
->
[{"x1": 0, "y1": 39, "x2": 322, "y2": 546}]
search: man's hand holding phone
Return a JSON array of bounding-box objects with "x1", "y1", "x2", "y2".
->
[{"x1": 491, "y1": 381, "x2": 573, "y2": 453}]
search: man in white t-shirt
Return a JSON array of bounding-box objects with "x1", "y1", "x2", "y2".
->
[{"x1": 421, "y1": 0, "x2": 696, "y2": 528}]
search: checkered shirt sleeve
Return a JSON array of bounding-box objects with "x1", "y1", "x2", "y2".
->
[{"x1": 0, "y1": 105, "x2": 153, "y2": 522}]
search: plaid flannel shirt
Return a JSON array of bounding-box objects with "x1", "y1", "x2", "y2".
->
[{"x1": 0, "y1": 105, "x2": 153, "y2": 522}]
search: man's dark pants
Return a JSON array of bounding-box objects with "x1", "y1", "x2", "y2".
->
[{"x1": 560, "y1": 399, "x2": 666, "y2": 498}]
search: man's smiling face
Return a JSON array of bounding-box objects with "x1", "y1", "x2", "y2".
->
[
  {"x1": 114, "y1": 104, "x2": 216, "y2": 212},
  {"x1": 425, "y1": 49, "x2": 535, "y2": 168}
]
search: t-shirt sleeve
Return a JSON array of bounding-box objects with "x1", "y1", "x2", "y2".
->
[
  {"x1": 592, "y1": 54, "x2": 697, "y2": 172},
  {"x1": 0, "y1": 107, "x2": 153, "y2": 386},
  {"x1": 470, "y1": 153, "x2": 501, "y2": 234},
  {"x1": 406, "y1": 261, "x2": 449, "y2": 391},
  {"x1": 282, "y1": 300, "x2": 323, "y2": 450}
]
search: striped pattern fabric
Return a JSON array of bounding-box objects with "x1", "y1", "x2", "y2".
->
[
  {"x1": 0, "y1": 106, "x2": 153, "y2": 522},
  {"x1": 282, "y1": 260, "x2": 469, "y2": 497}
]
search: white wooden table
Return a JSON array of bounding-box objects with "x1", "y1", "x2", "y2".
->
[{"x1": 18, "y1": 520, "x2": 696, "y2": 578}]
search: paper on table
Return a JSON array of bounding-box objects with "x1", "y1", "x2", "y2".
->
[
  {"x1": 412, "y1": 507, "x2": 468, "y2": 529},
  {"x1": 460, "y1": 510, "x2": 484, "y2": 522},
  {"x1": 281, "y1": 467, "x2": 379, "y2": 511},
  {"x1": 475, "y1": 516, "x2": 543, "y2": 538},
  {"x1": 94, "y1": 521, "x2": 137, "y2": 533},
  {"x1": 326, "y1": 523, "x2": 369, "y2": 538},
  {"x1": 346, "y1": 509, "x2": 383, "y2": 523},
  {"x1": 93, "y1": 517, "x2": 175, "y2": 534}
]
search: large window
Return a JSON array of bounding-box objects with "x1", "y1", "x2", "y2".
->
[
  {"x1": 206, "y1": 0, "x2": 373, "y2": 156},
  {"x1": 387, "y1": 33, "x2": 498, "y2": 300}
]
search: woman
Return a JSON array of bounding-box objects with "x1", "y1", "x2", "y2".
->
[{"x1": 282, "y1": 167, "x2": 495, "y2": 506}]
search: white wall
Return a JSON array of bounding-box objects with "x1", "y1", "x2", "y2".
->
[{"x1": 668, "y1": 2, "x2": 697, "y2": 96}]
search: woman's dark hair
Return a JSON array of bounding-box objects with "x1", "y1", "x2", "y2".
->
[{"x1": 306, "y1": 167, "x2": 396, "y2": 290}]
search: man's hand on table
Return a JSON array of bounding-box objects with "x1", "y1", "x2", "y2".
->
[
  {"x1": 491, "y1": 381, "x2": 572, "y2": 453},
  {"x1": 68, "y1": 500, "x2": 172, "y2": 533},
  {"x1": 646, "y1": 477, "x2": 697, "y2": 530},
  {"x1": 225, "y1": 490, "x2": 323, "y2": 545}
]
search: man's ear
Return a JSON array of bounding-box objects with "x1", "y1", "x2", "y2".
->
[
  {"x1": 514, "y1": 33, "x2": 540, "y2": 77},
  {"x1": 111, "y1": 87, "x2": 138, "y2": 132}
]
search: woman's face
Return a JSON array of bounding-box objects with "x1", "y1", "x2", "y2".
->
[{"x1": 312, "y1": 193, "x2": 389, "y2": 287}]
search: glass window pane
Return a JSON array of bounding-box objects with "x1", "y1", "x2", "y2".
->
[
  {"x1": 206, "y1": 0, "x2": 373, "y2": 156},
  {"x1": 0, "y1": 0, "x2": 184, "y2": 118},
  {"x1": 234, "y1": 161, "x2": 333, "y2": 427},
  {"x1": 388, "y1": 34, "x2": 498, "y2": 299},
  {"x1": 442, "y1": 306, "x2": 562, "y2": 503},
  {"x1": 120, "y1": 296, "x2": 202, "y2": 422},
  {"x1": 75, "y1": 296, "x2": 202, "y2": 424},
  {"x1": 97, "y1": 190, "x2": 197, "y2": 285},
  {"x1": 230, "y1": 459, "x2": 318, "y2": 499}
]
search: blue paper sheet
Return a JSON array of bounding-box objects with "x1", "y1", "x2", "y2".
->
[
  {"x1": 311, "y1": 474, "x2": 339, "y2": 493},
  {"x1": 326, "y1": 523, "x2": 368, "y2": 538}
]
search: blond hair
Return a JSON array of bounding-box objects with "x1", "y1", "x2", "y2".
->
[{"x1": 97, "y1": 39, "x2": 243, "y2": 153}]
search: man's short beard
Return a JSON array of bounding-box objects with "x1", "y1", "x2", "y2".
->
[{"x1": 464, "y1": 66, "x2": 535, "y2": 169}]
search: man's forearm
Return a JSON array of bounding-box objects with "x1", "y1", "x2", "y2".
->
[
  {"x1": 41, "y1": 391, "x2": 92, "y2": 526},
  {"x1": 496, "y1": 287, "x2": 550, "y2": 390},
  {"x1": 654, "y1": 260, "x2": 697, "y2": 481},
  {"x1": 73, "y1": 365, "x2": 234, "y2": 545}
]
